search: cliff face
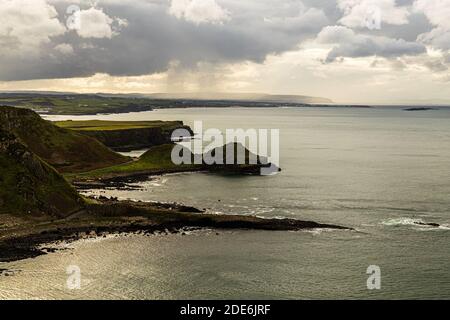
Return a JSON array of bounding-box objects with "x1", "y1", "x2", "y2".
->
[
  {"x1": 0, "y1": 106, "x2": 129, "y2": 173},
  {"x1": 55, "y1": 120, "x2": 193, "y2": 152},
  {"x1": 80, "y1": 125, "x2": 191, "y2": 152},
  {"x1": 0, "y1": 128, "x2": 84, "y2": 217}
]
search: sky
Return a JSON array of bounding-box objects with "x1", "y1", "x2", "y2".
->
[{"x1": 0, "y1": 0, "x2": 449, "y2": 104}]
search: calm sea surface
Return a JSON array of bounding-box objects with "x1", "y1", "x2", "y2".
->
[{"x1": 1, "y1": 107, "x2": 450, "y2": 299}]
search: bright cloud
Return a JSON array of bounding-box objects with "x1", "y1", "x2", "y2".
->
[
  {"x1": 168, "y1": 0, "x2": 230, "y2": 25},
  {"x1": 0, "y1": 0, "x2": 66, "y2": 55},
  {"x1": 415, "y1": 0, "x2": 450, "y2": 50},
  {"x1": 73, "y1": 7, "x2": 114, "y2": 39},
  {"x1": 338, "y1": 0, "x2": 410, "y2": 28}
]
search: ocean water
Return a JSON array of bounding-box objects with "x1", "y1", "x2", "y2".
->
[{"x1": 1, "y1": 107, "x2": 450, "y2": 299}]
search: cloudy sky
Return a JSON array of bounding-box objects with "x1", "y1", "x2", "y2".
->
[{"x1": 0, "y1": 0, "x2": 449, "y2": 104}]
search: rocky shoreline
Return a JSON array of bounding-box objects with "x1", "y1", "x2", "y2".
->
[
  {"x1": 72, "y1": 168, "x2": 208, "y2": 190},
  {"x1": 0, "y1": 198, "x2": 352, "y2": 263},
  {"x1": 72, "y1": 166, "x2": 271, "y2": 190}
]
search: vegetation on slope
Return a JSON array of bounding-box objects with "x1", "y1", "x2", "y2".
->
[
  {"x1": 0, "y1": 128, "x2": 84, "y2": 217},
  {"x1": 0, "y1": 107, "x2": 129, "y2": 173},
  {"x1": 73, "y1": 143, "x2": 274, "y2": 181},
  {"x1": 73, "y1": 144, "x2": 196, "y2": 180}
]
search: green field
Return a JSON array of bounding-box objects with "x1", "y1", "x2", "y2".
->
[
  {"x1": 73, "y1": 144, "x2": 198, "y2": 180},
  {"x1": 54, "y1": 120, "x2": 183, "y2": 131},
  {"x1": 0, "y1": 94, "x2": 159, "y2": 115}
]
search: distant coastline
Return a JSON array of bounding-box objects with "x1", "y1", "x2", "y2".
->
[{"x1": 0, "y1": 92, "x2": 376, "y2": 116}]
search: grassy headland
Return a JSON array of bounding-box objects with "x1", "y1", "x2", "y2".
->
[
  {"x1": 55, "y1": 120, "x2": 192, "y2": 152},
  {"x1": 55, "y1": 120, "x2": 184, "y2": 131},
  {"x1": 70, "y1": 143, "x2": 274, "y2": 185}
]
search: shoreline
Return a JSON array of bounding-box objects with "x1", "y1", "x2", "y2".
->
[
  {"x1": 69, "y1": 149, "x2": 280, "y2": 187},
  {"x1": 71, "y1": 167, "x2": 208, "y2": 189},
  {"x1": 71, "y1": 166, "x2": 270, "y2": 190},
  {"x1": 0, "y1": 198, "x2": 352, "y2": 263}
]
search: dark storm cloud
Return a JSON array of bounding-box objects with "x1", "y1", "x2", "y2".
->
[
  {"x1": 0, "y1": 0, "x2": 329, "y2": 81},
  {"x1": 0, "y1": 0, "x2": 445, "y2": 81}
]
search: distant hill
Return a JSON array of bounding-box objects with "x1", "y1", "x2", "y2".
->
[
  {"x1": 0, "y1": 91, "x2": 333, "y2": 104},
  {"x1": 0, "y1": 128, "x2": 83, "y2": 217},
  {"x1": 0, "y1": 106, "x2": 129, "y2": 173},
  {"x1": 143, "y1": 92, "x2": 333, "y2": 104},
  {"x1": 0, "y1": 90, "x2": 333, "y2": 104}
]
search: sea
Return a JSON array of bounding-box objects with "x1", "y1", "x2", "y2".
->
[{"x1": 1, "y1": 106, "x2": 449, "y2": 299}]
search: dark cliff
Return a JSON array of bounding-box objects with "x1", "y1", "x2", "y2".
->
[
  {"x1": 80, "y1": 124, "x2": 192, "y2": 152},
  {"x1": 55, "y1": 120, "x2": 193, "y2": 152}
]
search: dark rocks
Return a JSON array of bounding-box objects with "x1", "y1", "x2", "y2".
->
[
  {"x1": 0, "y1": 198, "x2": 351, "y2": 263},
  {"x1": 0, "y1": 268, "x2": 19, "y2": 276},
  {"x1": 414, "y1": 222, "x2": 440, "y2": 227},
  {"x1": 403, "y1": 107, "x2": 437, "y2": 111}
]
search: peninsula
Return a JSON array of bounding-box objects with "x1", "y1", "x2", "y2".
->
[{"x1": 0, "y1": 106, "x2": 351, "y2": 262}]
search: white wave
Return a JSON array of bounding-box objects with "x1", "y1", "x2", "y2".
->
[
  {"x1": 301, "y1": 228, "x2": 341, "y2": 235},
  {"x1": 415, "y1": 224, "x2": 450, "y2": 232},
  {"x1": 382, "y1": 217, "x2": 449, "y2": 231},
  {"x1": 382, "y1": 217, "x2": 425, "y2": 226}
]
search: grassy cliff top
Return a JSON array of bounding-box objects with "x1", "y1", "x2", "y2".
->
[
  {"x1": 72, "y1": 144, "x2": 196, "y2": 180},
  {"x1": 54, "y1": 120, "x2": 184, "y2": 131}
]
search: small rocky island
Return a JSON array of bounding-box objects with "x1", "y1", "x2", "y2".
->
[
  {"x1": 403, "y1": 107, "x2": 437, "y2": 111},
  {"x1": 0, "y1": 106, "x2": 350, "y2": 262}
]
